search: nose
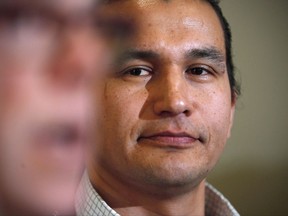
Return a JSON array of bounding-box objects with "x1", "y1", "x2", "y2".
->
[
  {"x1": 50, "y1": 27, "x2": 105, "y2": 88},
  {"x1": 152, "y1": 68, "x2": 192, "y2": 117}
]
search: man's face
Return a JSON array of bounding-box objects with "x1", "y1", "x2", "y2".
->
[
  {"x1": 0, "y1": 0, "x2": 105, "y2": 214},
  {"x1": 93, "y1": 0, "x2": 235, "y2": 188}
]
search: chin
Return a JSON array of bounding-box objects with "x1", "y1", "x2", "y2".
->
[{"x1": 132, "y1": 162, "x2": 211, "y2": 189}]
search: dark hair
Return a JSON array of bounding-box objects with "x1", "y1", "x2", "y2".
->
[{"x1": 205, "y1": 0, "x2": 241, "y2": 100}]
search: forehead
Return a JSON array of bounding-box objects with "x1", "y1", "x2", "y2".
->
[{"x1": 103, "y1": 0, "x2": 225, "y2": 53}]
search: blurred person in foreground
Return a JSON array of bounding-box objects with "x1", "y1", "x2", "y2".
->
[
  {"x1": 0, "y1": 0, "x2": 110, "y2": 215},
  {"x1": 77, "y1": 0, "x2": 241, "y2": 216}
]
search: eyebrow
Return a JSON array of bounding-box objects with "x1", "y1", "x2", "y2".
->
[
  {"x1": 114, "y1": 47, "x2": 226, "y2": 70},
  {"x1": 185, "y1": 47, "x2": 226, "y2": 63},
  {"x1": 116, "y1": 49, "x2": 160, "y2": 65}
]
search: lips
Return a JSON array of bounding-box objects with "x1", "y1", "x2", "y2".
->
[{"x1": 138, "y1": 131, "x2": 200, "y2": 149}]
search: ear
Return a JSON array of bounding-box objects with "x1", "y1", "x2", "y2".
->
[{"x1": 227, "y1": 95, "x2": 236, "y2": 138}]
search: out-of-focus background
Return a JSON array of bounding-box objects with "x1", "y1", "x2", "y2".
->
[{"x1": 208, "y1": 0, "x2": 288, "y2": 215}]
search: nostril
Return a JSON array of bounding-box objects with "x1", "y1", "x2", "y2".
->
[
  {"x1": 158, "y1": 108, "x2": 191, "y2": 118},
  {"x1": 183, "y1": 109, "x2": 191, "y2": 116}
]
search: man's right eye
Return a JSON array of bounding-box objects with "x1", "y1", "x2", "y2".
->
[{"x1": 125, "y1": 67, "x2": 151, "y2": 76}]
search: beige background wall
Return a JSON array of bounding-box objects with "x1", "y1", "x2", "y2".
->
[{"x1": 208, "y1": 0, "x2": 288, "y2": 215}]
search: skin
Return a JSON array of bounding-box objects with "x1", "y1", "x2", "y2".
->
[
  {"x1": 89, "y1": 0, "x2": 236, "y2": 216},
  {"x1": 0, "y1": 0, "x2": 106, "y2": 215}
]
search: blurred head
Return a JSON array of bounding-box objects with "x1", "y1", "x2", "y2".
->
[
  {"x1": 90, "y1": 0, "x2": 237, "y2": 194},
  {"x1": 0, "y1": 0, "x2": 107, "y2": 214}
]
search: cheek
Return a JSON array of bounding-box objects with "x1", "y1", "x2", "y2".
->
[
  {"x1": 0, "y1": 118, "x2": 34, "y2": 199},
  {"x1": 201, "y1": 81, "x2": 232, "y2": 124},
  {"x1": 0, "y1": 75, "x2": 28, "y2": 111},
  {"x1": 200, "y1": 88, "x2": 233, "y2": 143},
  {"x1": 0, "y1": 72, "x2": 47, "y2": 122},
  {"x1": 103, "y1": 80, "x2": 147, "y2": 125},
  {"x1": 208, "y1": 97, "x2": 232, "y2": 127},
  {"x1": 99, "y1": 81, "x2": 147, "y2": 152}
]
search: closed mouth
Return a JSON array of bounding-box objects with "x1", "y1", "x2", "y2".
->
[{"x1": 138, "y1": 131, "x2": 201, "y2": 149}]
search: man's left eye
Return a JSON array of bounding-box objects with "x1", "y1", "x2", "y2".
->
[{"x1": 186, "y1": 67, "x2": 210, "y2": 75}]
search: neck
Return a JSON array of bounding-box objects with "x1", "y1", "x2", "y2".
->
[{"x1": 88, "y1": 166, "x2": 206, "y2": 216}]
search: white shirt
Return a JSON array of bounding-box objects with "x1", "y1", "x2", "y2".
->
[{"x1": 76, "y1": 172, "x2": 240, "y2": 216}]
